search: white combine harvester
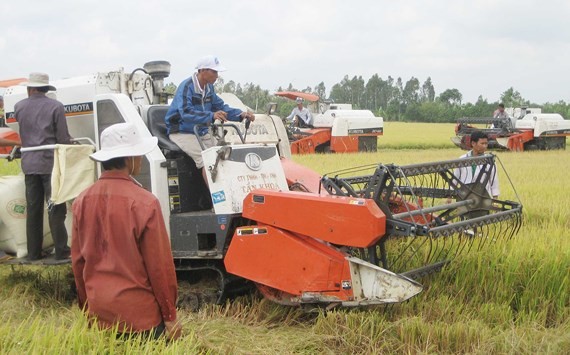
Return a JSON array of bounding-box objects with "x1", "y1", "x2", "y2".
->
[
  {"x1": 453, "y1": 107, "x2": 570, "y2": 151},
  {"x1": 275, "y1": 91, "x2": 384, "y2": 154},
  {"x1": 0, "y1": 61, "x2": 522, "y2": 309}
]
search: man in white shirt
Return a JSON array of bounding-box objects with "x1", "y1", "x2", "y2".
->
[
  {"x1": 455, "y1": 130, "x2": 499, "y2": 198},
  {"x1": 491, "y1": 103, "x2": 511, "y2": 129},
  {"x1": 287, "y1": 97, "x2": 313, "y2": 128},
  {"x1": 492, "y1": 103, "x2": 508, "y2": 119}
]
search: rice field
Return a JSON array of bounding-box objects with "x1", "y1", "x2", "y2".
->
[{"x1": 0, "y1": 123, "x2": 568, "y2": 354}]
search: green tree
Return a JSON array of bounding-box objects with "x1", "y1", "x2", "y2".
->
[
  {"x1": 238, "y1": 83, "x2": 271, "y2": 112},
  {"x1": 386, "y1": 77, "x2": 404, "y2": 121},
  {"x1": 330, "y1": 75, "x2": 350, "y2": 103},
  {"x1": 349, "y1": 75, "x2": 366, "y2": 108},
  {"x1": 214, "y1": 77, "x2": 224, "y2": 92},
  {"x1": 403, "y1": 77, "x2": 420, "y2": 106},
  {"x1": 462, "y1": 95, "x2": 494, "y2": 117},
  {"x1": 314, "y1": 82, "x2": 326, "y2": 100},
  {"x1": 365, "y1": 74, "x2": 384, "y2": 112},
  {"x1": 417, "y1": 101, "x2": 448, "y2": 122},
  {"x1": 421, "y1": 77, "x2": 435, "y2": 103},
  {"x1": 438, "y1": 88, "x2": 463, "y2": 106},
  {"x1": 330, "y1": 75, "x2": 366, "y2": 107},
  {"x1": 542, "y1": 100, "x2": 570, "y2": 118},
  {"x1": 329, "y1": 82, "x2": 344, "y2": 103},
  {"x1": 223, "y1": 80, "x2": 236, "y2": 93},
  {"x1": 163, "y1": 82, "x2": 177, "y2": 95},
  {"x1": 500, "y1": 87, "x2": 528, "y2": 107}
]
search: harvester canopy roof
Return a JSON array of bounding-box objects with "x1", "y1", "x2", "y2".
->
[
  {"x1": 274, "y1": 91, "x2": 319, "y2": 102},
  {"x1": 0, "y1": 78, "x2": 27, "y2": 88}
]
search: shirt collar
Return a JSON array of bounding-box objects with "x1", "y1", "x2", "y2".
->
[
  {"x1": 192, "y1": 72, "x2": 209, "y2": 98},
  {"x1": 99, "y1": 170, "x2": 142, "y2": 187}
]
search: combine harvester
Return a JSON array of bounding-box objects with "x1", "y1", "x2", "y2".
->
[
  {"x1": 1, "y1": 62, "x2": 522, "y2": 308},
  {"x1": 0, "y1": 78, "x2": 26, "y2": 152},
  {"x1": 452, "y1": 107, "x2": 570, "y2": 151},
  {"x1": 275, "y1": 91, "x2": 384, "y2": 154}
]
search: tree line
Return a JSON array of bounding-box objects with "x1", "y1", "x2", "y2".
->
[{"x1": 165, "y1": 75, "x2": 570, "y2": 123}]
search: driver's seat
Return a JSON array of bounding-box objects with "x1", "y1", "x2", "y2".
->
[
  {"x1": 145, "y1": 105, "x2": 212, "y2": 212},
  {"x1": 146, "y1": 106, "x2": 184, "y2": 158}
]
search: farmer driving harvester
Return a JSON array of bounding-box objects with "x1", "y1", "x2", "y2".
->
[
  {"x1": 287, "y1": 97, "x2": 313, "y2": 128},
  {"x1": 164, "y1": 55, "x2": 255, "y2": 186}
]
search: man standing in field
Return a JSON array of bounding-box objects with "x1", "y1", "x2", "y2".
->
[
  {"x1": 71, "y1": 122, "x2": 181, "y2": 340},
  {"x1": 455, "y1": 130, "x2": 499, "y2": 199},
  {"x1": 15, "y1": 73, "x2": 72, "y2": 261}
]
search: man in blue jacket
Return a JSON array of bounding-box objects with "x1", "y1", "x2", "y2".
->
[{"x1": 165, "y1": 55, "x2": 255, "y2": 184}]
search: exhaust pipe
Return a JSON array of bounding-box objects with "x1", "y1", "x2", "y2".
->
[{"x1": 143, "y1": 60, "x2": 171, "y2": 104}]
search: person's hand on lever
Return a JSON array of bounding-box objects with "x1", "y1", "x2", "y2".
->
[
  {"x1": 213, "y1": 110, "x2": 228, "y2": 122},
  {"x1": 240, "y1": 111, "x2": 255, "y2": 122}
]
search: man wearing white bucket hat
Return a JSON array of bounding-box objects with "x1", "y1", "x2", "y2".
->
[
  {"x1": 71, "y1": 122, "x2": 181, "y2": 340},
  {"x1": 15, "y1": 72, "x2": 72, "y2": 261},
  {"x1": 165, "y1": 55, "x2": 255, "y2": 185}
]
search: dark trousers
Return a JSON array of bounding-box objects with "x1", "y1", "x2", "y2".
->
[
  {"x1": 116, "y1": 322, "x2": 166, "y2": 341},
  {"x1": 294, "y1": 115, "x2": 313, "y2": 129},
  {"x1": 25, "y1": 174, "x2": 70, "y2": 260}
]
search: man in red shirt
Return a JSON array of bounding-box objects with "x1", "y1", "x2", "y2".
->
[{"x1": 71, "y1": 122, "x2": 181, "y2": 340}]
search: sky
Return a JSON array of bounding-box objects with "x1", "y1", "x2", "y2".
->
[{"x1": 1, "y1": 0, "x2": 569, "y2": 104}]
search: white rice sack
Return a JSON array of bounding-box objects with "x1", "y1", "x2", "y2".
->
[{"x1": 0, "y1": 175, "x2": 55, "y2": 258}]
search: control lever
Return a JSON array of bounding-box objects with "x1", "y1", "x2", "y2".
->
[
  {"x1": 8, "y1": 146, "x2": 20, "y2": 162},
  {"x1": 243, "y1": 117, "x2": 252, "y2": 142}
]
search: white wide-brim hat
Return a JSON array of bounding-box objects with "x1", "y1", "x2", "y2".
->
[
  {"x1": 195, "y1": 55, "x2": 227, "y2": 72},
  {"x1": 91, "y1": 122, "x2": 158, "y2": 162},
  {"x1": 20, "y1": 72, "x2": 56, "y2": 91}
]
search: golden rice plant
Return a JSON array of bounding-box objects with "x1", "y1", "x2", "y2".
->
[{"x1": 0, "y1": 125, "x2": 568, "y2": 353}]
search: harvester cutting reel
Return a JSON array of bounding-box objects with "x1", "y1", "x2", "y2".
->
[{"x1": 320, "y1": 154, "x2": 523, "y2": 279}]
